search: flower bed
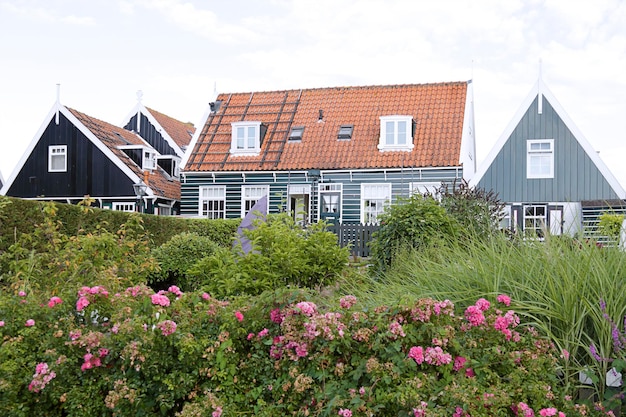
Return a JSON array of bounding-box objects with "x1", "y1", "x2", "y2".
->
[{"x1": 0, "y1": 286, "x2": 609, "y2": 416}]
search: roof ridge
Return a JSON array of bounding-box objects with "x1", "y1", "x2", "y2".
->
[{"x1": 216, "y1": 81, "x2": 469, "y2": 97}]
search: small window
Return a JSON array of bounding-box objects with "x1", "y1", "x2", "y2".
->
[
  {"x1": 361, "y1": 183, "x2": 391, "y2": 224},
  {"x1": 241, "y1": 185, "x2": 269, "y2": 217},
  {"x1": 527, "y1": 139, "x2": 554, "y2": 179},
  {"x1": 143, "y1": 150, "x2": 157, "y2": 170},
  {"x1": 337, "y1": 125, "x2": 353, "y2": 140},
  {"x1": 231, "y1": 121, "x2": 262, "y2": 155},
  {"x1": 289, "y1": 126, "x2": 304, "y2": 142},
  {"x1": 199, "y1": 186, "x2": 226, "y2": 219},
  {"x1": 48, "y1": 145, "x2": 67, "y2": 172},
  {"x1": 112, "y1": 202, "x2": 136, "y2": 212},
  {"x1": 378, "y1": 116, "x2": 414, "y2": 151}
]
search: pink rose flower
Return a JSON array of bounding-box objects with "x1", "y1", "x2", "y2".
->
[
  {"x1": 151, "y1": 293, "x2": 170, "y2": 307},
  {"x1": 76, "y1": 296, "x2": 90, "y2": 311},
  {"x1": 18, "y1": 291, "x2": 26, "y2": 297},
  {"x1": 0, "y1": 320, "x2": 5, "y2": 327},
  {"x1": 235, "y1": 311, "x2": 244, "y2": 322},
  {"x1": 48, "y1": 296, "x2": 63, "y2": 308},
  {"x1": 409, "y1": 346, "x2": 425, "y2": 364},
  {"x1": 539, "y1": 408, "x2": 557, "y2": 416},
  {"x1": 25, "y1": 319, "x2": 35, "y2": 327},
  {"x1": 497, "y1": 294, "x2": 511, "y2": 306}
]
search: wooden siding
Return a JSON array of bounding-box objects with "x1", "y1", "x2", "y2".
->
[
  {"x1": 477, "y1": 96, "x2": 620, "y2": 202},
  {"x1": 124, "y1": 113, "x2": 178, "y2": 156},
  {"x1": 181, "y1": 167, "x2": 462, "y2": 220},
  {"x1": 6, "y1": 114, "x2": 136, "y2": 198}
]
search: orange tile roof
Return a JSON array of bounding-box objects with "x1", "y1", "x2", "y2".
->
[
  {"x1": 185, "y1": 82, "x2": 468, "y2": 172},
  {"x1": 146, "y1": 107, "x2": 195, "y2": 150},
  {"x1": 68, "y1": 108, "x2": 181, "y2": 200}
]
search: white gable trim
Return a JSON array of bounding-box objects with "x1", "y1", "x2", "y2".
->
[
  {"x1": 1, "y1": 102, "x2": 152, "y2": 197},
  {"x1": 120, "y1": 103, "x2": 185, "y2": 157},
  {"x1": 459, "y1": 80, "x2": 476, "y2": 181},
  {"x1": 470, "y1": 78, "x2": 626, "y2": 199}
]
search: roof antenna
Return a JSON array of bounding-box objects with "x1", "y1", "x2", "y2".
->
[
  {"x1": 55, "y1": 83, "x2": 61, "y2": 125},
  {"x1": 538, "y1": 58, "x2": 543, "y2": 115},
  {"x1": 136, "y1": 90, "x2": 143, "y2": 133}
]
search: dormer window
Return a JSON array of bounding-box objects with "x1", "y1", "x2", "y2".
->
[
  {"x1": 143, "y1": 149, "x2": 157, "y2": 170},
  {"x1": 337, "y1": 125, "x2": 353, "y2": 140},
  {"x1": 378, "y1": 115, "x2": 414, "y2": 151},
  {"x1": 119, "y1": 145, "x2": 159, "y2": 171},
  {"x1": 231, "y1": 121, "x2": 262, "y2": 155}
]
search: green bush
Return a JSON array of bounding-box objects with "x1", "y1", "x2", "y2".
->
[
  {"x1": 188, "y1": 214, "x2": 350, "y2": 298},
  {"x1": 369, "y1": 194, "x2": 459, "y2": 273},
  {"x1": 0, "y1": 201, "x2": 156, "y2": 296},
  {"x1": 598, "y1": 212, "x2": 624, "y2": 240},
  {"x1": 150, "y1": 232, "x2": 220, "y2": 291}
]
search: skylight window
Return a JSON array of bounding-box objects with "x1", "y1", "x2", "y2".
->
[
  {"x1": 337, "y1": 125, "x2": 353, "y2": 140},
  {"x1": 289, "y1": 126, "x2": 304, "y2": 141}
]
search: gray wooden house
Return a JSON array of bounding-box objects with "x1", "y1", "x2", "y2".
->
[
  {"x1": 180, "y1": 82, "x2": 477, "y2": 224},
  {"x1": 470, "y1": 77, "x2": 626, "y2": 238}
]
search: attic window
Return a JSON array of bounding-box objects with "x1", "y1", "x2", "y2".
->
[
  {"x1": 48, "y1": 145, "x2": 67, "y2": 172},
  {"x1": 143, "y1": 150, "x2": 157, "y2": 170},
  {"x1": 289, "y1": 126, "x2": 304, "y2": 142},
  {"x1": 378, "y1": 115, "x2": 414, "y2": 151},
  {"x1": 231, "y1": 121, "x2": 262, "y2": 155},
  {"x1": 337, "y1": 125, "x2": 353, "y2": 140}
]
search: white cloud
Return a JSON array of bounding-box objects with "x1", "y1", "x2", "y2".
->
[
  {"x1": 132, "y1": 0, "x2": 259, "y2": 44},
  {"x1": 1, "y1": 2, "x2": 95, "y2": 25}
]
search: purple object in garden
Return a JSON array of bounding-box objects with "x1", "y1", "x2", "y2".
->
[{"x1": 234, "y1": 195, "x2": 268, "y2": 255}]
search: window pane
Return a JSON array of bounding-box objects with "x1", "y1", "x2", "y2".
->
[
  {"x1": 51, "y1": 155, "x2": 65, "y2": 170},
  {"x1": 397, "y1": 121, "x2": 406, "y2": 144},
  {"x1": 247, "y1": 126, "x2": 256, "y2": 148},
  {"x1": 237, "y1": 127, "x2": 245, "y2": 149},
  {"x1": 386, "y1": 121, "x2": 395, "y2": 144}
]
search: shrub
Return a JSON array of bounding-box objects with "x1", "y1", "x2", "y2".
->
[
  {"x1": 369, "y1": 194, "x2": 459, "y2": 273},
  {"x1": 188, "y1": 214, "x2": 350, "y2": 298},
  {"x1": 597, "y1": 212, "x2": 624, "y2": 241},
  {"x1": 0, "y1": 201, "x2": 155, "y2": 296},
  {"x1": 0, "y1": 286, "x2": 606, "y2": 416},
  {"x1": 150, "y1": 232, "x2": 220, "y2": 291}
]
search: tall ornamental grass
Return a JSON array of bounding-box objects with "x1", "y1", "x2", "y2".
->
[{"x1": 350, "y1": 233, "x2": 626, "y2": 402}]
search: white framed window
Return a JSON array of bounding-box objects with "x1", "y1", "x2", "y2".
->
[
  {"x1": 319, "y1": 183, "x2": 342, "y2": 221},
  {"x1": 199, "y1": 186, "x2": 226, "y2": 219},
  {"x1": 241, "y1": 185, "x2": 269, "y2": 217},
  {"x1": 524, "y1": 205, "x2": 547, "y2": 238},
  {"x1": 112, "y1": 202, "x2": 136, "y2": 212},
  {"x1": 288, "y1": 184, "x2": 311, "y2": 224},
  {"x1": 361, "y1": 183, "x2": 391, "y2": 224},
  {"x1": 231, "y1": 121, "x2": 262, "y2": 155},
  {"x1": 48, "y1": 145, "x2": 67, "y2": 172},
  {"x1": 527, "y1": 139, "x2": 554, "y2": 179},
  {"x1": 143, "y1": 149, "x2": 157, "y2": 170},
  {"x1": 156, "y1": 205, "x2": 172, "y2": 216},
  {"x1": 378, "y1": 116, "x2": 414, "y2": 151},
  {"x1": 410, "y1": 182, "x2": 441, "y2": 198}
]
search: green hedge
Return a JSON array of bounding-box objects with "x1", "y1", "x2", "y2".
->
[{"x1": 0, "y1": 196, "x2": 239, "y2": 251}]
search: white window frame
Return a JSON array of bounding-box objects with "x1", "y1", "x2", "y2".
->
[
  {"x1": 361, "y1": 183, "x2": 391, "y2": 224},
  {"x1": 527, "y1": 139, "x2": 554, "y2": 179},
  {"x1": 524, "y1": 204, "x2": 547, "y2": 239},
  {"x1": 241, "y1": 185, "x2": 269, "y2": 217},
  {"x1": 199, "y1": 186, "x2": 226, "y2": 219},
  {"x1": 288, "y1": 184, "x2": 311, "y2": 224},
  {"x1": 48, "y1": 145, "x2": 67, "y2": 172},
  {"x1": 378, "y1": 115, "x2": 414, "y2": 151},
  {"x1": 318, "y1": 183, "x2": 343, "y2": 222},
  {"x1": 143, "y1": 149, "x2": 158, "y2": 170},
  {"x1": 410, "y1": 182, "x2": 441, "y2": 198},
  {"x1": 112, "y1": 202, "x2": 136, "y2": 212},
  {"x1": 231, "y1": 121, "x2": 261, "y2": 155}
]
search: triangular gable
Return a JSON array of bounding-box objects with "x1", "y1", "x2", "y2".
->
[
  {"x1": 120, "y1": 102, "x2": 193, "y2": 157},
  {"x1": 471, "y1": 78, "x2": 625, "y2": 199},
  {"x1": 1, "y1": 102, "x2": 148, "y2": 197}
]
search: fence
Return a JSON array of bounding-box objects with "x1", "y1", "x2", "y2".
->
[{"x1": 327, "y1": 222, "x2": 379, "y2": 258}]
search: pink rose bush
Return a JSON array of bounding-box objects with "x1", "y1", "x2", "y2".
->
[{"x1": 0, "y1": 286, "x2": 608, "y2": 416}]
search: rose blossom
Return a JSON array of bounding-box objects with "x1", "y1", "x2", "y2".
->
[{"x1": 25, "y1": 319, "x2": 35, "y2": 327}]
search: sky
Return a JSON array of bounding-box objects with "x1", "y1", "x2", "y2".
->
[{"x1": 1, "y1": 0, "x2": 625, "y2": 189}]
